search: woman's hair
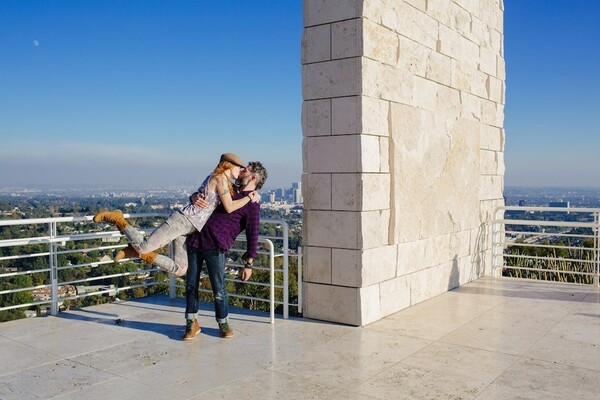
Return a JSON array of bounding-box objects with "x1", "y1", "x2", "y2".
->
[{"x1": 212, "y1": 160, "x2": 236, "y2": 194}]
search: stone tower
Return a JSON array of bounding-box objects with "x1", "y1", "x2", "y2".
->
[{"x1": 302, "y1": 0, "x2": 505, "y2": 325}]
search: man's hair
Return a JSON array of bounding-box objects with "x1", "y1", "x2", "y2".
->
[{"x1": 248, "y1": 161, "x2": 267, "y2": 190}]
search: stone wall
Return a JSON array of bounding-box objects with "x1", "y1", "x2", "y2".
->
[{"x1": 302, "y1": 0, "x2": 505, "y2": 326}]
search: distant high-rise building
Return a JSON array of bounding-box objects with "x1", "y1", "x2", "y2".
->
[
  {"x1": 293, "y1": 188, "x2": 303, "y2": 204},
  {"x1": 275, "y1": 188, "x2": 285, "y2": 201},
  {"x1": 268, "y1": 191, "x2": 276, "y2": 203}
]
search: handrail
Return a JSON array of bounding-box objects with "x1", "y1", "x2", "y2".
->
[
  {"x1": 0, "y1": 214, "x2": 301, "y2": 321},
  {"x1": 492, "y1": 206, "x2": 600, "y2": 286}
]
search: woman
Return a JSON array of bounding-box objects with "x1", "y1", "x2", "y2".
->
[{"x1": 93, "y1": 153, "x2": 259, "y2": 276}]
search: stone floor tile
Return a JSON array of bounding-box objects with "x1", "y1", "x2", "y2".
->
[
  {"x1": 0, "y1": 360, "x2": 115, "y2": 400},
  {"x1": 195, "y1": 370, "x2": 375, "y2": 400},
  {"x1": 493, "y1": 357, "x2": 600, "y2": 400},
  {"x1": 267, "y1": 329, "x2": 429, "y2": 388}
]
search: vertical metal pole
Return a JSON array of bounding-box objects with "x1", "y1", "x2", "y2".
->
[
  {"x1": 297, "y1": 246, "x2": 303, "y2": 314},
  {"x1": 282, "y1": 221, "x2": 289, "y2": 319},
  {"x1": 491, "y1": 208, "x2": 498, "y2": 278},
  {"x1": 267, "y1": 240, "x2": 275, "y2": 324},
  {"x1": 595, "y1": 211, "x2": 599, "y2": 287},
  {"x1": 49, "y1": 222, "x2": 59, "y2": 316}
]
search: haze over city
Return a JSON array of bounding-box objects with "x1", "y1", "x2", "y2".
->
[{"x1": 0, "y1": 0, "x2": 598, "y2": 190}]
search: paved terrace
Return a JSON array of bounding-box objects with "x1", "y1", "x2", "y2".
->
[{"x1": 1, "y1": 277, "x2": 598, "y2": 400}]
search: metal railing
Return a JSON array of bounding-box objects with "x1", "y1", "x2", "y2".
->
[
  {"x1": 0, "y1": 214, "x2": 302, "y2": 323},
  {"x1": 492, "y1": 206, "x2": 600, "y2": 286}
]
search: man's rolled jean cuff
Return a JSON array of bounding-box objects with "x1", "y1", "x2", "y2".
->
[{"x1": 216, "y1": 316, "x2": 228, "y2": 324}]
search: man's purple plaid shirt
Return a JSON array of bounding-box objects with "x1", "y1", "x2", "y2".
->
[{"x1": 186, "y1": 191, "x2": 260, "y2": 260}]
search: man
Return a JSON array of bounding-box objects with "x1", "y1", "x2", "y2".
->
[{"x1": 183, "y1": 161, "x2": 268, "y2": 340}]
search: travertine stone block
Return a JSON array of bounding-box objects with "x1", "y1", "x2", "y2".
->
[
  {"x1": 359, "y1": 284, "x2": 382, "y2": 325},
  {"x1": 304, "y1": 0, "x2": 361, "y2": 27},
  {"x1": 332, "y1": 245, "x2": 396, "y2": 287},
  {"x1": 412, "y1": 76, "x2": 439, "y2": 111},
  {"x1": 363, "y1": 18, "x2": 397, "y2": 66},
  {"x1": 391, "y1": 108, "x2": 480, "y2": 242},
  {"x1": 480, "y1": 149, "x2": 500, "y2": 175},
  {"x1": 304, "y1": 246, "x2": 332, "y2": 284},
  {"x1": 436, "y1": 85, "x2": 461, "y2": 116},
  {"x1": 404, "y1": 0, "x2": 426, "y2": 12},
  {"x1": 361, "y1": 209, "x2": 390, "y2": 249},
  {"x1": 480, "y1": 98, "x2": 504, "y2": 127},
  {"x1": 397, "y1": 230, "x2": 473, "y2": 276},
  {"x1": 332, "y1": 19, "x2": 361, "y2": 59},
  {"x1": 332, "y1": 173, "x2": 390, "y2": 211},
  {"x1": 362, "y1": 96, "x2": 390, "y2": 136},
  {"x1": 332, "y1": 248, "x2": 361, "y2": 287},
  {"x1": 302, "y1": 173, "x2": 331, "y2": 210},
  {"x1": 479, "y1": 0, "x2": 504, "y2": 33},
  {"x1": 460, "y1": 91, "x2": 482, "y2": 121},
  {"x1": 479, "y1": 175, "x2": 503, "y2": 200},
  {"x1": 452, "y1": 60, "x2": 488, "y2": 98},
  {"x1": 439, "y1": 25, "x2": 479, "y2": 68},
  {"x1": 302, "y1": 24, "x2": 331, "y2": 64},
  {"x1": 379, "y1": 276, "x2": 410, "y2": 316},
  {"x1": 496, "y1": 151, "x2": 505, "y2": 175},
  {"x1": 470, "y1": 16, "x2": 485, "y2": 46},
  {"x1": 361, "y1": 135, "x2": 388, "y2": 172},
  {"x1": 302, "y1": 58, "x2": 361, "y2": 100},
  {"x1": 454, "y1": 0, "x2": 479, "y2": 16},
  {"x1": 332, "y1": 96, "x2": 360, "y2": 135},
  {"x1": 479, "y1": 46, "x2": 497, "y2": 76},
  {"x1": 397, "y1": 34, "x2": 429, "y2": 77},
  {"x1": 302, "y1": 99, "x2": 331, "y2": 137},
  {"x1": 381, "y1": 1, "x2": 438, "y2": 50},
  {"x1": 487, "y1": 75, "x2": 503, "y2": 103},
  {"x1": 480, "y1": 126, "x2": 504, "y2": 151},
  {"x1": 450, "y1": 1, "x2": 473, "y2": 38},
  {"x1": 408, "y1": 265, "x2": 447, "y2": 305},
  {"x1": 363, "y1": 58, "x2": 414, "y2": 104},
  {"x1": 361, "y1": 173, "x2": 391, "y2": 210},
  {"x1": 304, "y1": 210, "x2": 359, "y2": 249},
  {"x1": 304, "y1": 282, "x2": 359, "y2": 325},
  {"x1": 426, "y1": 49, "x2": 452, "y2": 86},
  {"x1": 305, "y1": 135, "x2": 359, "y2": 173},
  {"x1": 361, "y1": 244, "x2": 396, "y2": 285},
  {"x1": 425, "y1": 0, "x2": 452, "y2": 27},
  {"x1": 497, "y1": 56, "x2": 506, "y2": 80},
  {"x1": 332, "y1": 174, "x2": 361, "y2": 211}
]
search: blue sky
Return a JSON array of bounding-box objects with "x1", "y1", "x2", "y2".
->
[{"x1": 0, "y1": 1, "x2": 598, "y2": 190}]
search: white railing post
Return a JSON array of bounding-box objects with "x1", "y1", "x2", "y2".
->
[
  {"x1": 282, "y1": 222, "x2": 289, "y2": 319},
  {"x1": 49, "y1": 222, "x2": 59, "y2": 316},
  {"x1": 297, "y1": 246, "x2": 302, "y2": 314},
  {"x1": 595, "y1": 211, "x2": 600, "y2": 287},
  {"x1": 265, "y1": 239, "x2": 275, "y2": 324}
]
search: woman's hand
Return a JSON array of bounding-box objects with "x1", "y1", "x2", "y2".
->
[
  {"x1": 192, "y1": 193, "x2": 210, "y2": 208},
  {"x1": 248, "y1": 191, "x2": 260, "y2": 203}
]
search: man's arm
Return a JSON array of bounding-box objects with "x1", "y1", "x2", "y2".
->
[{"x1": 240, "y1": 202, "x2": 260, "y2": 281}]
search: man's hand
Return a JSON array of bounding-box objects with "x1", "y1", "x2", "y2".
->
[
  {"x1": 192, "y1": 192, "x2": 210, "y2": 208},
  {"x1": 240, "y1": 268, "x2": 253, "y2": 281}
]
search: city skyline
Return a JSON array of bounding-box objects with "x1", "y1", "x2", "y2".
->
[{"x1": 1, "y1": 1, "x2": 598, "y2": 189}]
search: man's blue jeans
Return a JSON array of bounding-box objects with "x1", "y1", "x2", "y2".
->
[{"x1": 185, "y1": 249, "x2": 229, "y2": 323}]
